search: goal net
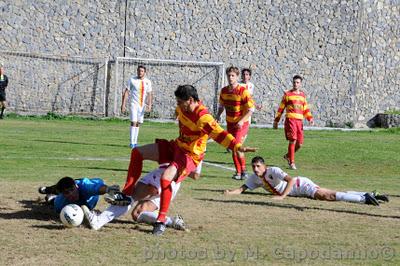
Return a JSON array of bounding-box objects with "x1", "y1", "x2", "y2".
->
[
  {"x1": 0, "y1": 51, "x2": 108, "y2": 116},
  {"x1": 114, "y1": 57, "x2": 225, "y2": 119}
]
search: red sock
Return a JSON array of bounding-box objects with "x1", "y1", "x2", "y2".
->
[
  {"x1": 232, "y1": 153, "x2": 241, "y2": 174},
  {"x1": 122, "y1": 148, "x2": 143, "y2": 195},
  {"x1": 157, "y1": 179, "x2": 173, "y2": 223},
  {"x1": 288, "y1": 143, "x2": 295, "y2": 163},
  {"x1": 239, "y1": 156, "x2": 246, "y2": 173}
]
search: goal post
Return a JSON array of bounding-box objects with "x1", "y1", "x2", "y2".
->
[
  {"x1": 114, "y1": 57, "x2": 225, "y2": 119},
  {"x1": 0, "y1": 51, "x2": 108, "y2": 117}
]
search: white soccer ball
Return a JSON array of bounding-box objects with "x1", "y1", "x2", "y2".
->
[{"x1": 59, "y1": 204, "x2": 84, "y2": 227}]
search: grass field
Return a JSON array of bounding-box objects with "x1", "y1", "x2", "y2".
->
[{"x1": 0, "y1": 117, "x2": 399, "y2": 265}]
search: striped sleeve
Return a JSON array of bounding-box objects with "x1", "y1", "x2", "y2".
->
[
  {"x1": 302, "y1": 97, "x2": 313, "y2": 121},
  {"x1": 199, "y1": 114, "x2": 241, "y2": 151},
  {"x1": 242, "y1": 89, "x2": 255, "y2": 110},
  {"x1": 274, "y1": 94, "x2": 287, "y2": 122}
]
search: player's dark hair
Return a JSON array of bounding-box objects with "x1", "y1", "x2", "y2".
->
[
  {"x1": 293, "y1": 75, "x2": 303, "y2": 81},
  {"x1": 137, "y1": 65, "x2": 146, "y2": 72},
  {"x1": 56, "y1": 177, "x2": 76, "y2": 193},
  {"x1": 251, "y1": 156, "x2": 265, "y2": 164},
  {"x1": 226, "y1": 66, "x2": 240, "y2": 76},
  {"x1": 174, "y1": 85, "x2": 199, "y2": 101},
  {"x1": 241, "y1": 68, "x2": 252, "y2": 76}
]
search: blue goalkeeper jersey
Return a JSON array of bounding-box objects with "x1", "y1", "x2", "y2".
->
[{"x1": 54, "y1": 177, "x2": 104, "y2": 213}]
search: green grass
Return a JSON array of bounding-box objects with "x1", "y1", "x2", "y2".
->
[{"x1": 0, "y1": 118, "x2": 399, "y2": 265}]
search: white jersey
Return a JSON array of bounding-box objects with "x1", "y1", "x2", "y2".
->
[
  {"x1": 245, "y1": 167, "x2": 320, "y2": 198},
  {"x1": 127, "y1": 76, "x2": 152, "y2": 108},
  {"x1": 244, "y1": 81, "x2": 255, "y2": 95},
  {"x1": 245, "y1": 167, "x2": 288, "y2": 195}
]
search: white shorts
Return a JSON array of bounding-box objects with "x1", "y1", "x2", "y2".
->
[
  {"x1": 138, "y1": 169, "x2": 181, "y2": 210},
  {"x1": 129, "y1": 104, "x2": 145, "y2": 123},
  {"x1": 289, "y1": 177, "x2": 320, "y2": 198}
]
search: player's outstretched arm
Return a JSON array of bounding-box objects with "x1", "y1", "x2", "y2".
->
[
  {"x1": 272, "y1": 175, "x2": 295, "y2": 200},
  {"x1": 237, "y1": 146, "x2": 257, "y2": 153},
  {"x1": 224, "y1": 185, "x2": 248, "y2": 195}
]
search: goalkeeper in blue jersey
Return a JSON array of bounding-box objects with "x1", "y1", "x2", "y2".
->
[{"x1": 38, "y1": 176, "x2": 120, "y2": 213}]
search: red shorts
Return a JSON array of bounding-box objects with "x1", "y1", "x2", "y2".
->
[
  {"x1": 156, "y1": 139, "x2": 199, "y2": 183},
  {"x1": 227, "y1": 121, "x2": 249, "y2": 144},
  {"x1": 284, "y1": 119, "x2": 304, "y2": 144}
]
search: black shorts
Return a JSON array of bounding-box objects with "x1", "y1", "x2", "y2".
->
[{"x1": 0, "y1": 92, "x2": 5, "y2": 102}]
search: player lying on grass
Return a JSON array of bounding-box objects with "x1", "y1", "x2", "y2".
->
[
  {"x1": 108, "y1": 84, "x2": 257, "y2": 235},
  {"x1": 38, "y1": 177, "x2": 120, "y2": 213},
  {"x1": 80, "y1": 163, "x2": 202, "y2": 231},
  {"x1": 224, "y1": 156, "x2": 389, "y2": 206}
]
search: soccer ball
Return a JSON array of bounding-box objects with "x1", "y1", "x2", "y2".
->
[{"x1": 59, "y1": 204, "x2": 84, "y2": 227}]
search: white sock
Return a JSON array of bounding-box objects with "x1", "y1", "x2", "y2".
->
[
  {"x1": 346, "y1": 191, "x2": 367, "y2": 196},
  {"x1": 133, "y1": 127, "x2": 140, "y2": 145},
  {"x1": 335, "y1": 192, "x2": 365, "y2": 203},
  {"x1": 130, "y1": 126, "x2": 136, "y2": 145},
  {"x1": 136, "y1": 211, "x2": 173, "y2": 226},
  {"x1": 92, "y1": 203, "x2": 133, "y2": 229}
]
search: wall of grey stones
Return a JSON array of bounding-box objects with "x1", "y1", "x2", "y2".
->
[{"x1": 0, "y1": 0, "x2": 398, "y2": 126}]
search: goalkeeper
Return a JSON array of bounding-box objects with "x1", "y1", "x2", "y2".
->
[{"x1": 38, "y1": 177, "x2": 120, "y2": 213}]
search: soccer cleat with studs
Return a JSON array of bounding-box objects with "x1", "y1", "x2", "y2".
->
[
  {"x1": 372, "y1": 190, "x2": 389, "y2": 202},
  {"x1": 231, "y1": 173, "x2": 242, "y2": 180},
  {"x1": 81, "y1": 205, "x2": 100, "y2": 230},
  {"x1": 364, "y1": 193, "x2": 380, "y2": 206},
  {"x1": 240, "y1": 172, "x2": 249, "y2": 180},
  {"x1": 171, "y1": 215, "x2": 189, "y2": 231},
  {"x1": 289, "y1": 163, "x2": 297, "y2": 170},
  {"x1": 152, "y1": 221, "x2": 167, "y2": 236},
  {"x1": 104, "y1": 192, "x2": 132, "y2": 206}
]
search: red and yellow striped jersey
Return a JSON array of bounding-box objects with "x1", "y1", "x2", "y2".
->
[
  {"x1": 274, "y1": 90, "x2": 313, "y2": 122},
  {"x1": 219, "y1": 85, "x2": 255, "y2": 124},
  {"x1": 175, "y1": 103, "x2": 241, "y2": 164}
]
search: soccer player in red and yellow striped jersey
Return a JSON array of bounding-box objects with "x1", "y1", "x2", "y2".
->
[
  {"x1": 117, "y1": 85, "x2": 256, "y2": 235},
  {"x1": 216, "y1": 67, "x2": 255, "y2": 180},
  {"x1": 273, "y1": 75, "x2": 314, "y2": 170}
]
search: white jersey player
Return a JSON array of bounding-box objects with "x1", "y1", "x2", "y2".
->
[
  {"x1": 121, "y1": 65, "x2": 153, "y2": 149},
  {"x1": 224, "y1": 156, "x2": 389, "y2": 206},
  {"x1": 81, "y1": 162, "x2": 203, "y2": 231}
]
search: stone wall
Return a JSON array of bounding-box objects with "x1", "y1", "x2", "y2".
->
[{"x1": 0, "y1": 0, "x2": 398, "y2": 126}]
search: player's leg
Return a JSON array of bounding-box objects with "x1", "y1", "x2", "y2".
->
[
  {"x1": 122, "y1": 142, "x2": 160, "y2": 195},
  {"x1": 284, "y1": 119, "x2": 297, "y2": 169},
  {"x1": 82, "y1": 181, "x2": 158, "y2": 230},
  {"x1": 129, "y1": 105, "x2": 140, "y2": 148},
  {"x1": 295, "y1": 120, "x2": 304, "y2": 154},
  {"x1": 82, "y1": 203, "x2": 133, "y2": 230},
  {"x1": 189, "y1": 160, "x2": 203, "y2": 180},
  {"x1": 133, "y1": 108, "x2": 145, "y2": 146},
  {"x1": 237, "y1": 122, "x2": 250, "y2": 179},
  {"x1": 0, "y1": 101, "x2": 5, "y2": 119},
  {"x1": 228, "y1": 123, "x2": 242, "y2": 179},
  {"x1": 156, "y1": 165, "x2": 178, "y2": 222},
  {"x1": 315, "y1": 188, "x2": 379, "y2": 206}
]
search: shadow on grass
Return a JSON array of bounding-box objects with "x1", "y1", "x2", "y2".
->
[
  {"x1": 33, "y1": 139, "x2": 126, "y2": 148},
  {"x1": 196, "y1": 198, "x2": 400, "y2": 219},
  {"x1": 0, "y1": 200, "x2": 58, "y2": 222},
  {"x1": 31, "y1": 224, "x2": 65, "y2": 230}
]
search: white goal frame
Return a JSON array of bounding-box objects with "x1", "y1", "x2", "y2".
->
[{"x1": 114, "y1": 57, "x2": 225, "y2": 117}]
